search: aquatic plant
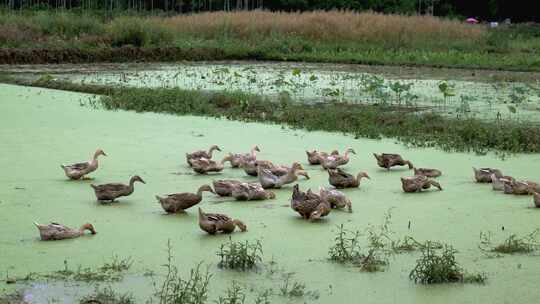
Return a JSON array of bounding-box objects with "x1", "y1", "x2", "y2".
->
[
  {"x1": 253, "y1": 289, "x2": 273, "y2": 304},
  {"x1": 79, "y1": 285, "x2": 135, "y2": 304},
  {"x1": 479, "y1": 229, "x2": 540, "y2": 255},
  {"x1": 154, "y1": 240, "x2": 211, "y2": 304},
  {"x1": 328, "y1": 211, "x2": 393, "y2": 272},
  {"x1": 391, "y1": 236, "x2": 443, "y2": 253},
  {"x1": 215, "y1": 281, "x2": 246, "y2": 304},
  {"x1": 279, "y1": 273, "x2": 319, "y2": 300},
  {"x1": 217, "y1": 238, "x2": 263, "y2": 271},
  {"x1": 409, "y1": 243, "x2": 486, "y2": 284}
]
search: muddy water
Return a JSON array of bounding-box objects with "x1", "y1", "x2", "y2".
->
[{"x1": 1, "y1": 83, "x2": 540, "y2": 303}]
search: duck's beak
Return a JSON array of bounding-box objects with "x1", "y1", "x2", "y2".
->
[{"x1": 140, "y1": 178, "x2": 146, "y2": 184}]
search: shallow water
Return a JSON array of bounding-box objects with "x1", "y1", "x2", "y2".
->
[
  {"x1": 1, "y1": 83, "x2": 540, "y2": 303},
  {"x1": 4, "y1": 61, "x2": 540, "y2": 122}
]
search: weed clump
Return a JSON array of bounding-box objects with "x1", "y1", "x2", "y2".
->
[
  {"x1": 79, "y1": 285, "x2": 135, "y2": 304},
  {"x1": 479, "y1": 229, "x2": 540, "y2": 254},
  {"x1": 391, "y1": 236, "x2": 443, "y2": 253},
  {"x1": 215, "y1": 281, "x2": 246, "y2": 304},
  {"x1": 328, "y1": 212, "x2": 393, "y2": 272},
  {"x1": 217, "y1": 238, "x2": 263, "y2": 271},
  {"x1": 279, "y1": 273, "x2": 319, "y2": 300},
  {"x1": 154, "y1": 241, "x2": 211, "y2": 304},
  {"x1": 409, "y1": 243, "x2": 486, "y2": 284}
]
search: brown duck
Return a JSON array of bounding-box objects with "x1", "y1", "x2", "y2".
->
[
  {"x1": 503, "y1": 179, "x2": 536, "y2": 195},
  {"x1": 258, "y1": 162, "x2": 308, "y2": 189},
  {"x1": 198, "y1": 208, "x2": 247, "y2": 234},
  {"x1": 186, "y1": 145, "x2": 221, "y2": 166},
  {"x1": 373, "y1": 153, "x2": 413, "y2": 170},
  {"x1": 156, "y1": 185, "x2": 215, "y2": 213},
  {"x1": 34, "y1": 222, "x2": 96, "y2": 241},
  {"x1": 61, "y1": 149, "x2": 107, "y2": 180},
  {"x1": 241, "y1": 160, "x2": 275, "y2": 176},
  {"x1": 290, "y1": 184, "x2": 331, "y2": 221},
  {"x1": 401, "y1": 175, "x2": 442, "y2": 193},
  {"x1": 319, "y1": 187, "x2": 352, "y2": 212},
  {"x1": 90, "y1": 175, "x2": 145, "y2": 202},
  {"x1": 213, "y1": 179, "x2": 242, "y2": 196},
  {"x1": 231, "y1": 182, "x2": 276, "y2": 201},
  {"x1": 190, "y1": 158, "x2": 225, "y2": 174},
  {"x1": 327, "y1": 168, "x2": 370, "y2": 189},
  {"x1": 413, "y1": 168, "x2": 442, "y2": 178},
  {"x1": 223, "y1": 145, "x2": 260, "y2": 168},
  {"x1": 491, "y1": 174, "x2": 514, "y2": 191},
  {"x1": 306, "y1": 150, "x2": 339, "y2": 165},
  {"x1": 320, "y1": 148, "x2": 356, "y2": 169},
  {"x1": 473, "y1": 167, "x2": 503, "y2": 183}
]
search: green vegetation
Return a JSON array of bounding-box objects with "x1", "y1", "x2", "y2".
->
[
  {"x1": 216, "y1": 238, "x2": 263, "y2": 271},
  {"x1": 409, "y1": 243, "x2": 486, "y2": 284},
  {"x1": 79, "y1": 286, "x2": 135, "y2": 304},
  {"x1": 328, "y1": 212, "x2": 393, "y2": 272},
  {"x1": 391, "y1": 236, "x2": 443, "y2": 253},
  {"x1": 3, "y1": 76, "x2": 539, "y2": 156},
  {"x1": 0, "y1": 10, "x2": 539, "y2": 70},
  {"x1": 479, "y1": 229, "x2": 540, "y2": 255}
]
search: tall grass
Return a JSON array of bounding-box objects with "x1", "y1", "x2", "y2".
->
[{"x1": 157, "y1": 10, "x2": 485, "y2": 50}]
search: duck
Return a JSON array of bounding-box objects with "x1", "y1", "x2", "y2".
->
[
  {"x1": 198, "y1": 208, "x2": 247, "y2": 234},
  {"x1": 34, "y1": 222, "x2": 96, "y2": 241},
  {"x1": 473, "y1": 167, "x2": 503, "y2": 183},
  {"x1": 231, "y1": 182, "x2": 276, "y2": 201},
  {"x1": 213, "y1": 179, "x2": 242, "y2": 196},
  {"x1": 190, "y1": 158, "x2": 225, "y2": 174},
  {"x1": 156, "y1": 185, "x2": 215, "y2": 213},
  {"x1": 90, "y1": 175, "x2": 145, "y2": 202},
  {"x1": 258, "y1": 162, "x2": 308, "y2": 189},
  {"x1": 186, "y1": 145, "x2": 221, "y2": 166},
  {"x1": 401, "y1": 175, "x2": 442, "y2": 193},
  {"x1": 533, "y1": 191, "x2": 540, "y2": 208},
  {"x1": 327, "y1": 168, "x2": 370, "y2": 189},
  {"x1": 503, "y1": 179, "x2": 534, "y2": 195},
  {"x1": 491, "y1": 174, "x2": 514, "y2": 191},
  {"x1": 223, "y1": 146, "x2": 260, "y2": 168},
  {"x1": 413, "y1": 167, "x2": 442, "y2": 178},
  {"x1": 241, "y1": 159, "x2": 275, "y2": 176},
  {"x1": 373, "y1": 153, "x2": 413, "y2": 170},
  {"x1": 290, "y1": 184, "x2": 331, "y2": 221},
  {"x1": 306, "y1": 150, "x2": 339, "y2": 165},
  {"x1": 320, "y1": 148, "x2": 356, "y2": 169},
  {"x1": 61, "y1": 149, "x2": 106, "y2": 180},
  {"x1": 319, "y1": 187, "x2": 352, "y2": 212}
]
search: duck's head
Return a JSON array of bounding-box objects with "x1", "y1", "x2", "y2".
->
[
  {"x1": 132, "y1": 175, "x2": 146, "y2": 184},
  {"x1": 357, "y1": 172, "x2": 371, "y2": 180},
  {"x1": 210, "y1": 145, "x2": 222, "y2": 152},
  {"x1": 297, "y1": 170, "x2": 310, "y2": 179},
  {"x1": 253, "y1": 145, "x2": 261, "y2": 152},
  {"x1": 81, "y1": 223, "x2": 96, "y2": 235},
  {"x1": 291, "y1": 162, "x2": 304, "y2": 171},
  {"x1": 266, "y1": 191, "x2": 276, "y2": 199},
  {"x1": 199, "y1": 184, "x2": 215, "y2": 194},
  {"x1": 95, "y1": 149, "x2": 107, "y2": 157}
]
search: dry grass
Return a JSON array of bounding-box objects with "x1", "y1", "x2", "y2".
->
[{"x1": 156, "y1": 10, "x2": 485, "y2": 46}]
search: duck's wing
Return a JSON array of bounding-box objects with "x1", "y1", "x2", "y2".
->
[
  {"x1": 93, "y1": 183, "x2": 127, "y2": 192},
  {"x1": 206, "y1": 213, "x2": 232, "y2": 222},
  {"x1": 64, "y1": 161, "x2": 90, "y2": 170}
]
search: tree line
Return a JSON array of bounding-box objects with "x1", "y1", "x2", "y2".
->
[{"x1": 1, "y1": 0, "x2": 537, "y2": 22}]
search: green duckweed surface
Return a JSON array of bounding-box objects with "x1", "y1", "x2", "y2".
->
[{"x1": 1, "y1": 83, "x2": 540, "y2": 303}]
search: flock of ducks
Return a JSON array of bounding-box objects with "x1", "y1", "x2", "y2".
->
[{"x1": 34, "y1": 146, "x2": 539, "y2": 241}]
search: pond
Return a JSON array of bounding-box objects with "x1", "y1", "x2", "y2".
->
[
  {"x1": 4, "y1": 61, "x2": 540, "y2": 122},
  {"x1": 1, "y1": 83, "x2": 540, "y2": 303}
]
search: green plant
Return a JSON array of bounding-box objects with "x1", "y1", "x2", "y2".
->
[
  {"x1": 215, "y1": 281, "x2": 246, "y2": 304},
  {"x1": 278, "y1": 273, "x2": 318, "y2": 300},
  {"x1": 409, "y1": 243, "x2": 486, "y2": 284},
  {"x1": 479, "y1": 229, "x2": 540, "y2": 254},
  {"x1": 155, "y1": 240, "x2": 212, "y2": 304},
  {"x1": 79, "y1": 285, "x2": 135, "y2": 304},
  {"x1": 216, "y1": 238, "x2": 263, "y2": 271},
  {"x1": 391, "y1": 236, "x2": 443, "y2": 253},
  {"x1": 438, "y1": 81, "x2": 455, "y2": 109},
  {"x1": 253, "y1": 289, "x2": 272, "y2": 304}
]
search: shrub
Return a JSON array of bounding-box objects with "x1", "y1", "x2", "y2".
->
[
  {"x1": 217, "y1": 238, "x2": 263, "y2": 271},
  {"x1": 107, "y1": 17, "x2": 173, "y2": 47}
]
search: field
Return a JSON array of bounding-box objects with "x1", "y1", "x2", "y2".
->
[{"x1": 2, "y1": 8, "x2": 540, "y2": 304}]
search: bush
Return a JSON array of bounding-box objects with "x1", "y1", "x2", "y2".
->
[{"x1": 107, "y1": 17, "x2": 173, "y2": 47}]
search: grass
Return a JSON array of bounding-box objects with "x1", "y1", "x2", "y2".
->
[
  {"x1": 328, "y1": 212, "x2": 393, "y2": 272},
  {"x1": 479, "y1": 229, "x2": 540, "y2": 255},
  {"x1": 0, "y1": 10, "x2": 540, "y2": 70},
  {"x1": 4, "y1": 75, "x2": 539, "y2": 156},
  {"x1": 409, "y1": 243, "x2": 486, "y2": 284},
  {"x1": 391, "y1": 236, "x2": 443, "y2": 253},
  {"x1": 79, "y1": 286, "x2": 135, "y2": 304},
  {"x1": 216, "y1": 238, "x2": 263, "y2": 271},
  {"x1": 279, "y1": 273, "x2": 319, "y2": 300}
]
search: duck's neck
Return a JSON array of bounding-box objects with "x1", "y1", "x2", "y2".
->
[
  {"x1": 250, "y1": 147, "x2": 258, "y2": 159},
  {"x1": 207, "y1": 146, "x2": 218, "y2": 158},
  {"x1": 197, "y1": 187, "x2": 209, "y2": 197},
  {"x1": 128, "y1": 177, "x2": 139, "y2": 190},
  {"x1": 92, "y1": 151, "x2": 101, "y2": 161},
  {"x1": 198, "y1": 209, "x2": 206, "y2": 221}
]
